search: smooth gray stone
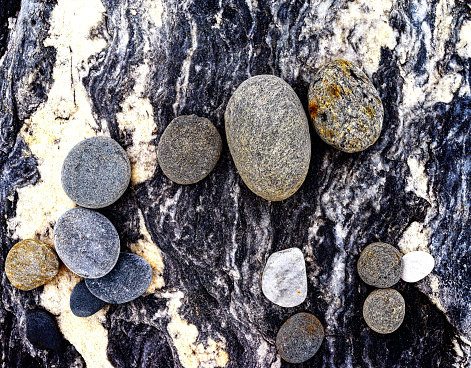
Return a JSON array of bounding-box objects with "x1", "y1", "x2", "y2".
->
[
  {"x1": 54, "y1": 208, "x2": 120, "y2": 278},
  {"x1": 85, "y1": 253, "x2": 152, "y2": 304},
  {"x1": 261, "y1": 248, "x2": 307, "y2": 307},
  {"x1": 70, "y1": 280, "x2": 107, "y2": 317},
  {"x1": 61, "y1": 136, "x2": 131, "y2": 209},
  {"x1": 363, "y1": 289, "x2": 405, "y2": 334}
]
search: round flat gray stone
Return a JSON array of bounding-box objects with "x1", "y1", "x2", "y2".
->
[
  {"x1": 85, "y1": 252, "x2": 152, "y2": 304},
  {"x1": 157, "y1": 115, "x2": 222, "y2": 184},
  {"x1": 54, "y1": 207, "x2": 120, "y2": 278},
  {"x1": 261, "y1": 248, "x2": 307, "y2": 307},
  {"x1": 225, "y1": 75, "x2": 311, "y2": 201},
  {"x1": 363, "y1": 288, "x2": 405, "y2": 334},
  {"x1": 70, "y1": 280, "x2": 107, "y2": 317},
  {"x1": 308, "y1": 60, "x2": 383, "y2": 153},
  {"x1": 357, "y1": 242, "x2": 403, "y2": 288},
  {"x1": 276, "y1": 312, "x2": 324, "y2": 363},
  {"x1": 61, "y1": 136, "x2": 131, "y2": 208}
]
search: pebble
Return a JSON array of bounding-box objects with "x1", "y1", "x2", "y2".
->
[
  {"x1": 363, "y1": 288, "x2": 405, "y2": 334},
  {"x1": 54, "y1": 207, "x2": 120, "y2": 278},
  {"x1": 61, "y1": 136, "x2": 131, "y2": 208},
  {"x1": 5, "y1": 239, "x2": 59, "y2": 291},
  {"x1": 26, "y1": 310, "x2": 62, "y2": 350},
  {"x1": 157, "y1": 115, "x2": 222, "y2": 184},
  {"x1": 225, "y1": 75, "x2": 311, "y2": 201},
  {"x1": 357, "y1": 242, "x2": 403, "y2": 288},
  {"x1": 85, "y1": 253, "x2": 152, "y2": 304},
  {"x1": 401, "y1": 251, "x2": 435, "y2": 283},
  {"x1": 261, "y1": 248, "x2": 307, "y2": 307},
  {"x1": 70, "y1": 280, "x2": 107, "y2": 317},
  {"x1": 308, "y1": 60, "x2": 383, "y2": 153},
  {"x1": 276, "y1": 312, "x2": 324, "y2": 363}
]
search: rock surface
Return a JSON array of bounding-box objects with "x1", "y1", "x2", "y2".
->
[
  {"x1": 5, "y1": 239, "x2": 59, "y2": 290},
  {"x1": 363, "y1": 288, "x2": 405, "y2": 334},
  {"x1": 401, "y1": 251, "x2": 435, "y2": 283},
  {"x1": 70, "y1": 280, "x2": 107, "y2": 317},
  {"x1": 225, "y1": 75, "x2": 311, "y2": 201},
  {"x1": 261, "y1": 247, "x2": 307, "y2": 307},
  {"x1": 25, "y1": 310, "x2": 62, "y2": 350}
]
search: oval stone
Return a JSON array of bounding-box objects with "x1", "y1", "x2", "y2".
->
[
  {"x1": 85, "y1": 253, "x2": 152, "y2": 304},
  {"x1": 54, "y1": 207, "x2": 120, "y2": 278},
  {"x1": 363, "y1": 288, "x2": 405, "y2": 334},
  {"x1": 157, "y1": 115, "x2": 222, "y2": 184},
  {"x1": 401, "y1": 251, "x2": 435, "y2": 283},
  {"x1": 5, "y1": 239, "x2": 59, "y2": 291},
  {"x1": 26, "y1": 310, "x2": 63, "y2": 350},
  {"x1": 308, "y1": 60, "x2": 383, "y2": 153},
  {"x1": 70, "y1": 280, "x2": 107, "y2": 317},
  {"x1": 61, "y1": 136, "x2": 131, "y2": 208},
  {"x1": 225, "y1": 75, "x2": 311, "y2": 201},
  {"x1": 276, "y1": 312, "x2": 324, "y2": 363}
]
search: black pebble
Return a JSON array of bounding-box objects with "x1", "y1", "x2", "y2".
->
[
  {"x1": 26, "y1": 310, "x2": 62, "y2": 350},
  {"x1": 70, "y1": 280, "x2": 107, "y2": 317}
]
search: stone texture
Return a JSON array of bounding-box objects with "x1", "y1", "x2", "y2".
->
[
  {"x1": 157, "y1": 115, "x2": 222, "y2": 185},
  {"x1": 363, "y1": 289, "x2": 405, "y2": 334},
  {"x1": 357, "y1": 242, "x2": 403, "y2": 288},
  {"x1": 85, "y1": 253, "x2": 152, "y2": 304},
  {"x1": 225, "y1": 75, "x2": 311, "y2": 201},
  {"x1": 26, "y1": 310, "x2": 63, "y2": 350},
  {"x1": 70, "y1": 280, "x2": 107, "y2": 317},
  {"x1": 308, "y1": 60, "x2": 383, "y2": 153},
  {"x1": 261, "y1": 247, "x2": 307, "y2": 307},
  {"x1": 276, "y1": 312, "x2": 324, "y2": 363},
  {"x1": 401, "y1": 251, "x2": 435, "y2": 283},
  {"x1": 54, "y1": 207, "x2": 120, "y2": 278},
  {"x1": 5, "y1": 239, "x2": 58, "y2": 290},
  {"x1": 61, "y1": 136, "x2": 131, "y2": 208}
]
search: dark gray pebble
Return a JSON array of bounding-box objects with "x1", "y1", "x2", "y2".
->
[
  {"x1": 85, "y1": 253, "x2": 152, "y2": 304},
  {"x1": 54, "y1": 207, "x2": 120, "y2": 278},
  {"x1": 70, "y1": 280, "x2": 107, "y2": 317},
  {"x1": 61, "y1": 136, "x2": 131, "y2": 208},
  {"x1": 357, "y1": 242, "x2": 403, "y2": 288},
  {"x1": 157, "y1": 115, "x2": 222, "y2": 184},
  {"x1": 363, "y1": 288, "x2": 405, "y2": 334},
  {"x1": 276, "y1": 312, "x2": 324, "y2": 363},
  {"x1": 26, "y1": 310, "x2": 62, "y2": 350}
]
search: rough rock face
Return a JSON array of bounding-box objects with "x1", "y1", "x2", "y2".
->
[{"x1": 1, "y1": 0, "x2": 471, "y2": 367}]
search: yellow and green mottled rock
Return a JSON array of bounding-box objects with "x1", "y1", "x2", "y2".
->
[{"x1": 5, "y1": 239, "x2": 59, "y2": 290}]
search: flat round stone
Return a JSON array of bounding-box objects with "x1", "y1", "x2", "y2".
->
[
  {"x1": 70, "y1": 280, "x2": 107, "y2": 317},
  {"x1": 85, "y1": 253, "x2": 152, "y2": 304},
  {"x1": 225, "y1": 75, "x2": 311, "y2": 201},
  {"x1": 261, "y1": 248, "x2": 307, "y2": 307},
  {"x1": 61, "y1": 136, "x2": 131, "y2": 208},
  {"x1": 401, "y1": 251, "x2": 435, "y2": 283},
  {"x1": 357, "y1": 242, "x2": 403, "y2": 288},
  {"x1": 276, "y1": 312, "x2": 324, "y2": 363},
  {"x1": 308, "y1": 60, "x2": 383, "y2": 153},
  {"x1": 5, "y1": 239, "x2": 59, "y2": 291},
  {"x1": 157, "y1": 115, "x2": 222, "y2": 184},
  {"x1": 26, "y1": 310, "x2": 63, "y2": 350},
  {"x1": 54, "y1": 207, "x2": 120, "y2": 278},
  {"x1": 363, "y1": 288, "x2": 405, "y2": 334}
]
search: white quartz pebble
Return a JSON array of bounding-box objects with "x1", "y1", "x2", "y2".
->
[
  {"x1": 401, "y1": 251, "x2": 435, "y2": 282},
  {"x1": 262, "y1": 248, "x2": 307, "y2": 307}
]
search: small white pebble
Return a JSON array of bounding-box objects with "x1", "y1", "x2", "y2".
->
[{"x1": 401, "y1": 251, "x2": 435, "y2": 282}]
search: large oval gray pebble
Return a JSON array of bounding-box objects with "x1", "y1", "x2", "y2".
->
[
  {"x1": 54, "y1": 207, "x2": 120, "y2": 278},
  {"x1": 225, "y1": 75, "x2": 311, "y2": 201},
  {"x1": 85, "y1": 252, "x2": 152, "y2": 304},
  {"x1": 61, "y1": 136, "x2": 131, "y2": 208},
  {"x1": 363, "y1": 288, "x2": 405, "y2": 334}
]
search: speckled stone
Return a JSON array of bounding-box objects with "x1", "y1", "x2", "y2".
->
[
  {"x1": 357, "y1": 242, "x2": 403, "y2": 288},
  {"x1": 5, "y1": 239, "x2": 59, "y2": 291},
  {"x1": 261, "y1": 248, "x2": 307, "y2": 307},
  {"x1": 85, "y1": 253, "x2": 152, "y2": 304},
  {"x1": 363, "y1": 289, "x2": 405, "y2": 334},
  {"x1": 70, "y1": 280, "x2": 107, "y2": 317},
  {"x1": 157, "y1": 115, "x2": 222, "y2": 184},
  {"x1": 225, "y1": 75, "x2": 311, "y2": 201},
  {"x1": 401, "y1": 251, "x2": 435, "y2": 283},
  {"x1": 61, "y1": 136, "x2": 131, "y2": 208},
  {"x1": 308, "y1": 60, "x2": 384, "y2": 153},
  {"x1": 276, "y1": 312, "x2": 324, "y2": 363},
  {"x1": 54, "y1": 207, "x2": 120, "y2": 278},
  {"x1": 26, "y1": 310, "x2": 63, "y2": 350}
]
